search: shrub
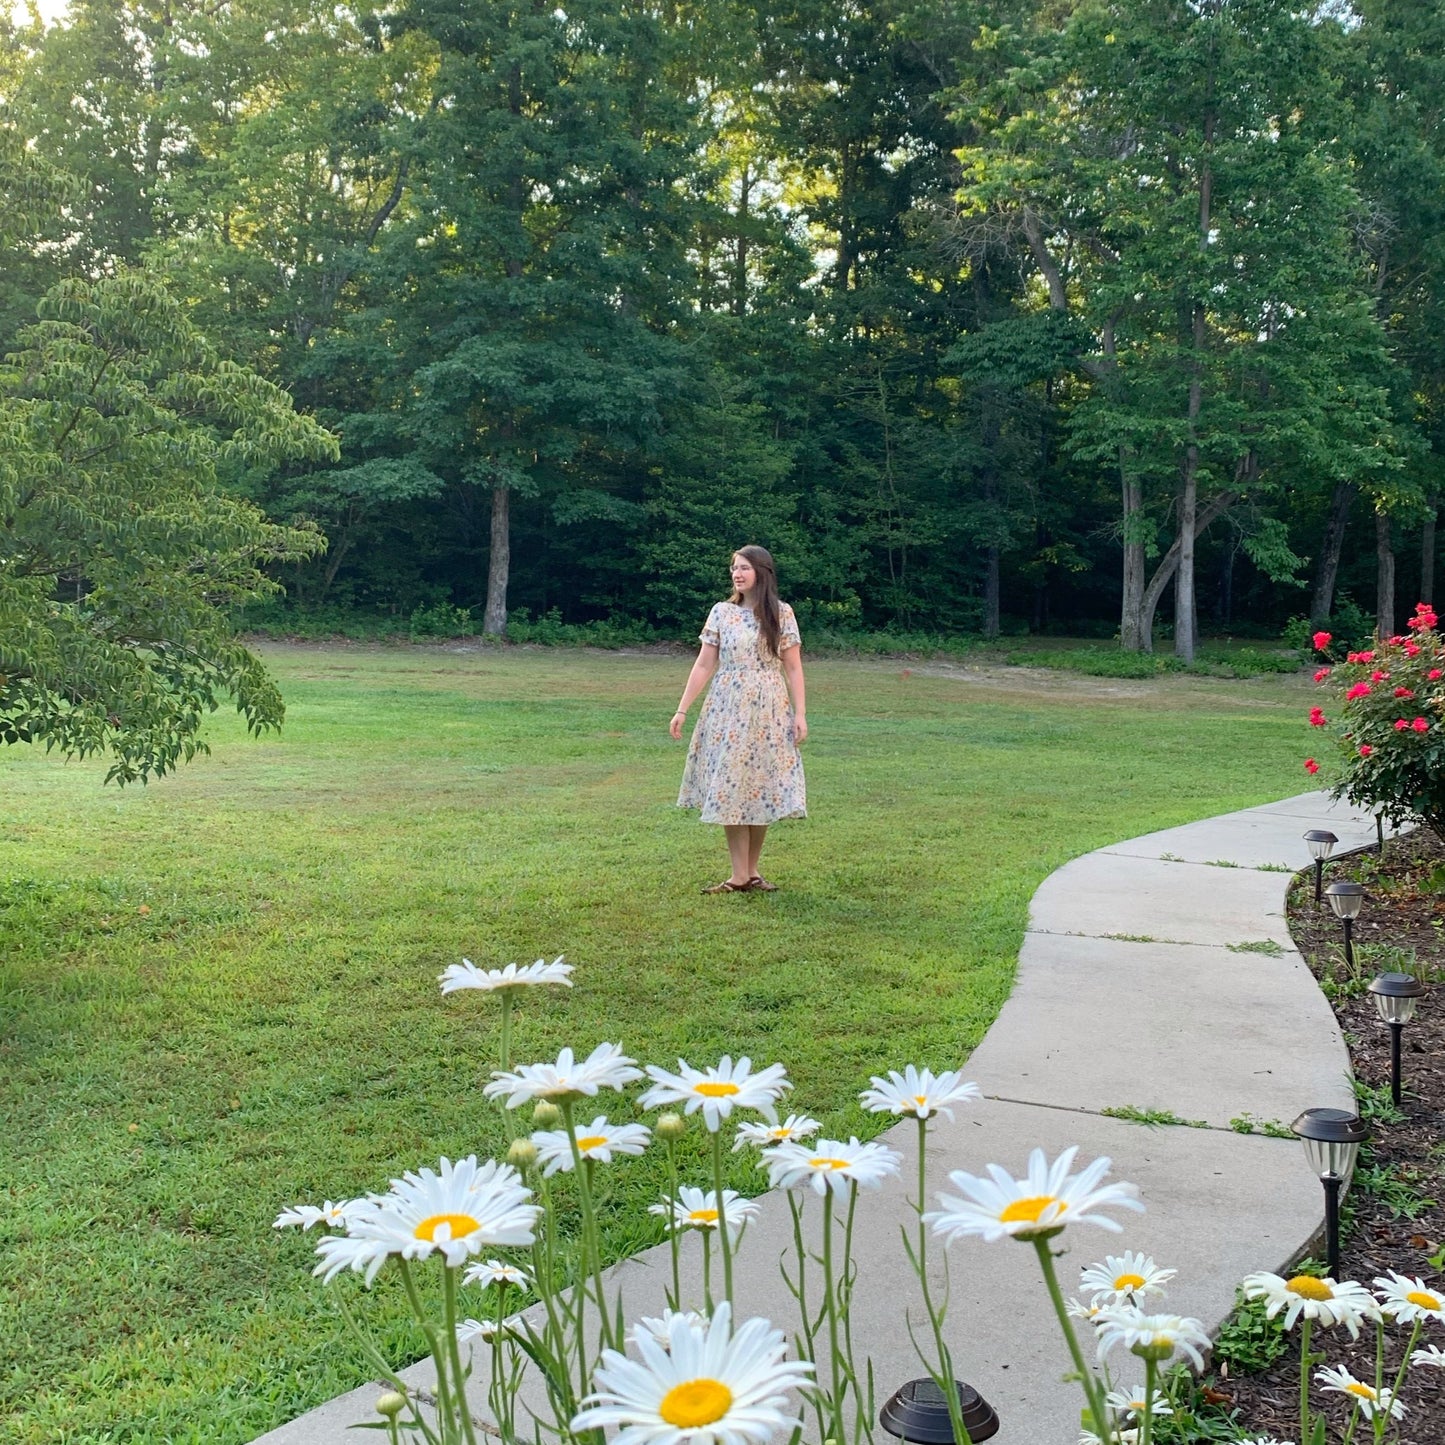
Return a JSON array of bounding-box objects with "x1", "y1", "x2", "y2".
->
[
  {"x1": 1306, "y1": 602, "x2": 1445, "y2": 836},
  {"x1": 409, "y1": 601, "x2": 476, "y2": 639}
]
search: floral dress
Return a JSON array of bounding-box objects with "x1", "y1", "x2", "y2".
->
[{"x1": 678, "y1": 602, "x2": 807, "y2": 825}]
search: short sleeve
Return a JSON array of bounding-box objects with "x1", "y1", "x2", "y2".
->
[
  {"x1": 779, "y1": 603, "x2": 801, "y2": 651},
  {"x1": 700, "y1": 604, "x2": 722, "y2": 647}
]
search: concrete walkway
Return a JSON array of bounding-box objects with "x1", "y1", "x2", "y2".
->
[{"x1": 255, "y1": 791, "x2": 1385, "y2": 1445}]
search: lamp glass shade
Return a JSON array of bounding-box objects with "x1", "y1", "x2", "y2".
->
[
  {"x1": 1325, "y1": 882, "x2": 1365, "y2": 920},
  {"x1": 1369, "y1": 971, "x2": 1425, "y2": 1025},
  {"x1": 1293, "y1": 1107, "x2": 1369, "y2": 1182},
  {"x1": 1304, "y1": 830, "x2": 1338, "y2": 861}
]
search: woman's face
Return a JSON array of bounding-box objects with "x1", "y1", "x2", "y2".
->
[{"x1": 731, "y1": 555, "x2": 757, "y2": 593}]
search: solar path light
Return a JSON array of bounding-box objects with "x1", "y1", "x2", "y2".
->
[
  {"x1": 1368, "y1": 972, "x2": 1427, "y2": 1107},
  {"x1": 879, "y1": 1377, "x2": 999, "y2": 1444},
  {"x1": 1324, "y1": 880, "x2": 1365, "y2": 971},
  {"x1": 1303, "y1": 830, "x2": 1337, "y2": 905},
  {"x1": 1291, "y1": 1107, "x2": 1369, "y2": 1278}
]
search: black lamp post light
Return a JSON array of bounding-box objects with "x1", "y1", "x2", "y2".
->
[
  {"x1": 879, "y1": 1377, "x2": 1000, "y2": 1444},
  {"x1": 1292, "y1": 1107, "x2": 1370, "y2": 1278},
  {"x1": 1368, "y1": 972, "x2": 1427, "y2": 1107},
  {"x1": 1303, "y1": 830, "x2": 1338, "y2": 905},
  {"x1": 1324, "y1": 880, "x2": 1366, "y2": 970}
]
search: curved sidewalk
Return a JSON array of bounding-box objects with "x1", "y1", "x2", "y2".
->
[{"x1": 256, "y1": 790, "x2": 1381, "y2": 1445}]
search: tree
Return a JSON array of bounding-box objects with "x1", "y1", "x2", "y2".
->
[{"x1": 0, "y1": 265, "x2": 336, "y2": 782}]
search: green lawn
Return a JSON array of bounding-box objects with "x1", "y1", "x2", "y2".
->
[{"x1": 0, "y1": 645, "x2": 1313, "y2": 1443}]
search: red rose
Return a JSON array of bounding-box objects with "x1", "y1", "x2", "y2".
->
[
  {"x1": 1413, "y1": 717, "x2": 1430, "y2": 732},
  {"x1": 1346, "y1": 683, "x2": 1372, "y2": 699},
  {"x1": 1405, "y1": 643, "x2": 1422, "y2": 658},
  {"x1": 1395, "y1": 718, "x2": 1409, "y2": 731},
  {"x1": 1390, "y1": 635, "x2": 1406, "y2": 646},
  {"x1": 1360, "y1": 651, "x2": 1376, "y2": 663},
  {"x1": 1359, "y1": 744, "x2": 1373, "y2": 757},
  {"x1": 1309, "y1": 707, "x2": 1327, "y2": 727},
  {"x1": 1395, "y1": 687, "x2": 1414, "y2": 699},
  {"x1": 1312, "y1": 631, "x2": 1332, "y2": 650},
  {"x1": 1304, "y1": 758, "x2": 1320, "y2": 774},
  {"x1": 1431, "y1": 670, "x2": 1443, "y2": 682},
  {"x1": 1371, "y1": 670, "x2": 1388, "y2": 682},
  {"x1": 1314, "y1": 668, "x2": 1331, "y2": 682}
]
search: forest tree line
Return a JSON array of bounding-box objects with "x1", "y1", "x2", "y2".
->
[{"x1": 3, "y1": 0, "x2": 1442, "y2": 656}]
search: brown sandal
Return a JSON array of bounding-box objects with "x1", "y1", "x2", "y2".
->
[
  {"x1": 701, "y1": 879, "x2": 750, "y2": 894},
  {"x1": 747, "y1": 876, "x2": 779, "y2": 892}
]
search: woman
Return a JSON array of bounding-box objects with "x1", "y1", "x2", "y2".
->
[{"x1": 670, "y1": 546, "x2": 807, "y2": 893}]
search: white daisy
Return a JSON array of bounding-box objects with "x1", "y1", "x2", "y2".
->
[
  {"x1": 1080, "y1": 1251, "x2": 1177, "y2": 1305},
  {"x1": 758, "y1": 1137, "x2": 902, "y2": 1196},
  {"x1": 1094, "y1": 1306, "x2": 1211, "y2": 1370},
  {"x1": 1374, "y1": 1271, "x2": 1445, "y2": 1324},
  {"x1": 1411, "y1": 1343, "x2": 1445, "y2": 1369},
  {"x1": 485, "y1": 1042, "x2": 642, "y2": 1109},
  {"x1": 858, "y1": 1065, "x2": 981, "y2": 1120},
  {"x1": 463, "y1": 1259, "x2": 531, "y2": 1290},
  {"x1": 1103, "y1": 1384, "x2": 1173, "y2": 1420},
  {"x1": 925, "y1": 1146, "x2": 1143, "y2": 1244},
  {"x1": 457, "y1": 1314, "x2": 527, "y2": 1345},
  {"x1": 313, "y1": 1157, "x2": 540, "y2": 1285},
  {"x1": 649, "y1": 1186, "x2": 760, "y2": 1242},
  {"x1": 273, "y1": 1199, "x2": 368, "y2": 1231},
  {"x1": 1315, "y1": 1365, "x2": 1405, "y2": 1421},
  {"x1": 632, "y1": 1309, "x2": 711, "y2": 1349},
  {"x1": 1066, "y1": 1297, "x2": 1110, "y2": 1325},
  {"x1": 439, "y1": 955, "x2": 573, "y2": 995},
  {"x1": 571, "y1": 1301, "x2": 813, "y2": 1445},
  {"x1": 639, "y1": 1057, "x2": 791, "y2": 1132},
  {"x1": 531, "y1": 1117, "x2": 652, "y2": 1177},
  {"x1": 1241, "y1": 1272, "x2": 1378, "y2": 1337},
  {"x1": 1079, "y1": 1432, "x2": 1138, "y2": 1445},
  {"x1": 733, "y1": 1114, "x2": 822, "y2": 1151}
]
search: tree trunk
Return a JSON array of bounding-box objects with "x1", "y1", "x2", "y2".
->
[
  {"x1": 1139, "y1": 490, "x2": 1237, "y2": 646},
  {"x1": 1376, "y1": 510, "x2": 1396, "y2": 639},
  {"x1": 1121, "y1": 467, "x2": 1148, "y2": 649},
  {"x1": 1175, "y1": 302, "x2": 1206, "y2": 664},
  {"x1": 1310, "y1": 481, "x2": 1356, "y2": 626},
  {"x1": 983, "y1": 546, "x2": 1001, "y2": 638},
  {"x1": 483, "y1": 485, "x2": 511, "y2": 636},
  {"x1": 1422, "y1": 500, "x2": 1437, "y2": 608}
]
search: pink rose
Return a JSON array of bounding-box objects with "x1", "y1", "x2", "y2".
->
[
  {"x1": 1413, "y1": 717, "x2": 1430, "y2": 732},
  {"x1": 1359, "y1": 744, "x2": 1373, "y2": 757},
  {"x1": 1312, "y1": 631, "x2": 1332, "y2": 651}
]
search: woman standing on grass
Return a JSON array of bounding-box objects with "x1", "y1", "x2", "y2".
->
[{"x1": 670, "y1": 545, "x2": 807, "y2": 893}]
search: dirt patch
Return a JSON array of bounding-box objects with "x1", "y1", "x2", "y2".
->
[{"x1": 1221, "y1": 828, "x2": 1445, "y2": 1443}]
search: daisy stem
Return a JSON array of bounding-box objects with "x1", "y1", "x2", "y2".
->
[
  {"x1": 911, "y1": 1118, "x2": 973, "y2": 1445},
  {"x1": 840, "y1": 1181, "x2": 870, "y2": 1442},
  {"x1": 499, "y1": 991, "x2": 513, "y2": 1075},
  {"x1": 332, "y1": 1286, "x2": 441, "y2": 1444},
  {"x1": 664, "y1": 1137, "x2": 682, "y2": 1310},
  {"x1": 822, "y1": 1189, "x2": 849, "y2": 1443},
  {"x1": 443, "y1": 1265, "x2": 482, "y2": 1445},
  {"x1": 399, "y1": 1261, "x2": 456, "y2": 1438},
  {"x1": 561, "y1": 1100, "x2": 615, "y2": 1351},
  {"x1": 710, "y1": 1127, "x2": 736, "y2": 1307},
  {"x1": 531, "y1": 1174, "x2": 575, "y2": 1420},
  {"x1": 1031, "y1": 1236, "x2": 1109, "y2": 1440},
  {"x1": 702, "y1": 1226, "x2": 713, "y2": 1310},
  {"x1": 1342, "y1": 1401, "x2": 1361, "y2": 1445},
  {"x1": 490, "y1": 1279, "x2": 510, "y2": 1444},
  {"x1": 1385, "y1": 1318, "x2": 1422, "y2": 1432},
  {"x1": 1141, "y1": 1357, "x2": 1156, "y2": 1445},
  {"x1": 1300, "y1": 1316, "x2": 1313, "y2": 1445}
]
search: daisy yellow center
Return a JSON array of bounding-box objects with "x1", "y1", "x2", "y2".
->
[
  {"x1": 576, "y1": 1135, "x2": 608, "y2": 1151},
  {"x1": 695, "y1": 1081, "x2": 740, "y2": 1097},
  {"x1": 1114, "y1": 1273, "x2": 1147, "y2": 1292},
  {"x1": 1345, "y1": 1383, "x2": 1376, "y2": 1401},
  {"x1": 1000, "y1": 1195, "x2": 1064, "y2": 1225},
  {"x1": 810, "y1": 1157, "x2": 851, "y2": 1170},
  {"x1": 913, "y1": 1095, "x2": 930, "y2": 1106},
  {"x1": 414, "y1": 1212, "x2": 481, "y2": 1242},
  {"x1": 660, "y1": 1378, "x2": 733, "y2": 1429},
  {"x1": 1287, "y1": 1276, "x2": 1333, "y2": 1301},
  {"x1": 1407, "y1": 1290, "x2": 1441, "y2": 1310},
  {"x1": 688, "y1": 1208, "x2": 720, "y2": 1225}
]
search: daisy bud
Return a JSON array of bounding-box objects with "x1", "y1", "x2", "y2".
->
[
  {"x1": 531, "y1": 1101, "x2": 562, "y2": 1129},
  {"x1": 507, "y1": 1137, "x2": 539, "y2": 1171},
  {"x1": 375, "y1": 1391, "x2": 407, "y2": 1419},
  {"x1": 656, "y1": 1112, "x2": 687, "y2": 1141}
]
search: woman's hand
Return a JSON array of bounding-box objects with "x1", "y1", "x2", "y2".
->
[
  {"x1": 670, "y1": 710, "x2": 687, "y2": 740},
  {"x1": 792, "y1": 714, "x2": 808, "y2": 746}
]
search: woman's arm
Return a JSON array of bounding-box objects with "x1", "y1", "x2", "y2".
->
[
  {"x1": 670, "y1": 644, "x2": 719, "y2": 739},
  {"x1": 781, "y1": 645, "x2": 807, "y2": 745}
]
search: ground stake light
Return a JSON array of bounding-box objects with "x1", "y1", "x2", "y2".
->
[
  {"x1": 1304, "y1": 829, "x2": 1338, "y2": 905},
  {"x1": 879, "y1": 1377, "x2": 1000, "y2": 1444},
  {"x1": 1368, "y1": 971, "x2": 1427, "y2": 1107},
  {"x1": 1291, "y1": 1107, "x2": 1369, "y2": 1278},
  {"x1": 1324, "y1": 880, "x2": 1365, "y2": 971}
]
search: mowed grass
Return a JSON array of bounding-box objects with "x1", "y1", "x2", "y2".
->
[{"x1": 0, "y1": 645, "x2": 1313, "y2": 1443}]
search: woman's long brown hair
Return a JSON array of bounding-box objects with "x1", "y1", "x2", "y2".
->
[{"x1": 730, "y1": 545, "x2": 782, "y2": 658}]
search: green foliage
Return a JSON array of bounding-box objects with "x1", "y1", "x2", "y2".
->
[
  {"x1": 1099, "y1": 1105, "x2": 1208, "y2": 1129},
  {"x1": 1226, "y1": 940, "x2": 1286, "y2": 956},
  {"x1": 1212, "y1": 1288, "x2": 1292, "y2": 1375},
  {"x1": 408, "y1": 602, "x2": 475, "y2": 641},
  {"x1": 1355, "y1": 1160, "x2": 1438, "y2": 1219},
  {"x1": 0, "y1": 270, "x2": 335, "y2": 782},
  {"x1": 504, "y1": 609, "x2": 658, "y2": 650}
]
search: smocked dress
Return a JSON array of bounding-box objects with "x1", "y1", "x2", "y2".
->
[{"x1": 678, "y1": 601, "x2": 807, "y2": 825}]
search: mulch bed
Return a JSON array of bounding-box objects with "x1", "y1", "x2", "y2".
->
[{"x1": 1217, "y1": 827, "x2": 1445, "y2": 1442}]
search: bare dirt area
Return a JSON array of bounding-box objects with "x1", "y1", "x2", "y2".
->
[{"x1": 1221, "y1": 828, "x2": 1445, "y2": 1443}]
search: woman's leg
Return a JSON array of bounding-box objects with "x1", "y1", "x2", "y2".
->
[
  {"x1": 747, "y1": 825, "x2": 769, "y2": 879},
  {"x1": 723, "y1": 826, "x2": 753, "y2": 886}
]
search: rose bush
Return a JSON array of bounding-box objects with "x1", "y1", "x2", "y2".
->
[{"x1": 1308, "y1": 603, "x2": 1445, "y2": 836}]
